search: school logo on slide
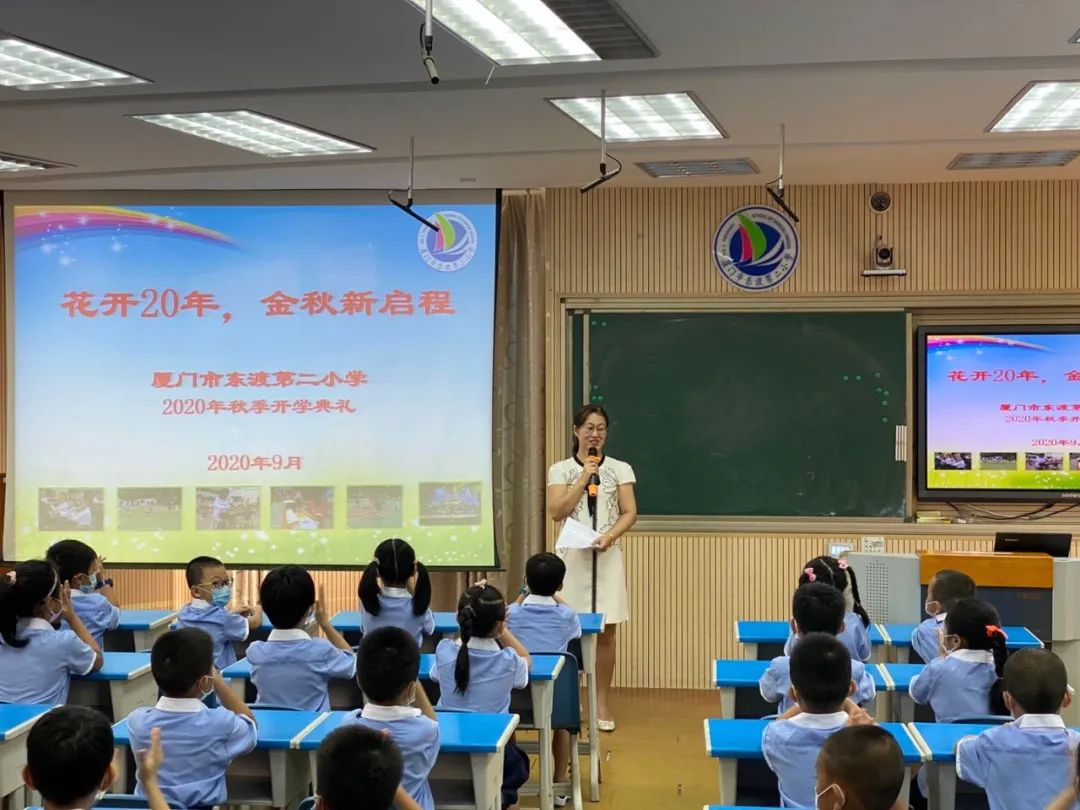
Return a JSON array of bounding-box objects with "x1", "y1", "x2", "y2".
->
[
  {"x1": 713, "y1": 205, "x2": 799, "y2": 291},
  {"x1": 418, "y1": 210, "x2": 478, "y2": 272}
]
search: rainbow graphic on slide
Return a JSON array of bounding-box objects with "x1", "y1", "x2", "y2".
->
[
  {"x1": 14, "y1": 206, "x2": 234, "y2": 248},
  {"x1": 926, "y1": 335, "x2": 1049, "y2": 353}
]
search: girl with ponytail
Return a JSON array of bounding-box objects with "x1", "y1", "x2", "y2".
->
[
  {"x1": 910, "y1": 597, "x2": 1011, "y2": 721},
  {"x1": 358, "y1": 538, "x2": 434, "y2": 646},
  {"x1": 785, "y1": 556, "x2": 873, "y2": 662},
  {"x1": 0, "y1": 559, "x2": 103, "y2": 704},
  {"x1": 431, "y1": 582, "x2": 531, "y2": 809}
]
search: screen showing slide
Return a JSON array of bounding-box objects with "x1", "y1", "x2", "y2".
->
[
  {"x1": 921, "y1": 328, "x2": 1080, "y2": 497},
  {"x1": 6, "y1": 200, "x2": 497, "y2": 567}
]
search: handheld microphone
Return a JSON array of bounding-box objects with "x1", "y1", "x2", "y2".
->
[{"x1": 587, "y1": 447, "x2": 600, "y2": 498}]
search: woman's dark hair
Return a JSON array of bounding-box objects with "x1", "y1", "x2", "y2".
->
[
  {"x1": 945, "y1": 597, "x2": 1010, "y2": 714},
  {"x1": 358, "y1": 538, "x2": 431, "y2": 617},
  {"x1": 453, "y1": 583, "x2": 507, "y2": 695},
  {"x1": 799, "y1": 556, "x2": 871, "y2": 628},
  {"x1": 0, "y1": 560, "x2": 60, "y2": 648},
  {"x1": 571, "y1": 404, "x2": 609, "y2": 455}
]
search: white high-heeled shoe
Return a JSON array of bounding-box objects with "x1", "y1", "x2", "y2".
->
[{"x1": 597, "y1": 718, "x2": 616, "y2": 732}]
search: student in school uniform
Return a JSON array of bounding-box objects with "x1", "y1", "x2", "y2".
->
[
  {"x1": 46, "y1": 539, "x2": 120, "y2": 647},
  {"x1": 433, "y1": 583, "x2": 532, "y2": 810},
  {"x1": 316, "y1": 725, "x2": 423, "y2": 810},
  {"x1": 175, "y1": 555, "x2": 262, "y2": 670},
  {"x1": 761, "y1": 582, "x2": 876, "y2": 714},
  {"x1": 911, "y1": 568, "x2": 976, "y2": 663},
  {"x1": 1046, "y1": 747, "x2": 1080, "y2": 810},
  {"x1": 126, "y1": 628, "x2": 258, "y2": 809},
  {"x1": 345, "y1": 627, "x2": 440, "y2": 810},
  {"x1": 814, "y1": 725, "x2": 907, "y2": 810},
  {"x1": 956, "y1": 649, "x2": 1080, "y2": 810},
  {"x1": 245, "y1": 566, "x2": 356, "y2": 711},
  {"x1": 0, "y1": 559, "x2": 103, "y2": 704},
  {"x1": 22, "y1": 706, "x2": 171, "y2": 810},
  {"x1": 785, "y1": 556, "x2": 873, "y2": 662},
  {"x1": 909, "y1": 597, "x2": 1010, "y2": 721},
  {"x1": 762, "y1": 633, "x2": 870, "y2": 808},
  {"x1": 359, "y1": 538, "x2": 435, "y2": 646},
  {"x1": 507, "y1": 551, "x2": 583, "y2": 801},
  {"x1": 507, "y1": 552, "x2": 583, "y2": 654}
]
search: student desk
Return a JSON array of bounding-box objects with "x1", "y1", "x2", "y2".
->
[
  {"x1": 296, "y1": 710, "x2": 519, "y2": 810},
  {"x1": 113, "y1": 708, "x2": 328, "y2": 807},
  {"x1": 703, "y1": 718, "x2": 921, "y2": 806},
  {"x1": 0, "y1": 704, "x2": 51, "y2": 804},
  {"x1": 879, "y1": 663, "x2": 924, "y2": 723},
  {"x1": 332, "y1": 609, "x2": 606, "y2": 803},
  {"x1": 105, "y1": 610, "x2": 177, "y2": 652},
  {"x1": 735, "y1": 621, "x2": 888, "y2": 662},
  {"x1": 70, "y1": 652, "x2": 155, "y2": 720},
  {"x1": 907, "y1": 722, "x2": 992, "y2": 810},
  {"x1": 712, "y1": 659, "x2": 890, "y2": 720},
  {"x1": 879, "y1": 624, "x2": 1042, "y2": 663}
]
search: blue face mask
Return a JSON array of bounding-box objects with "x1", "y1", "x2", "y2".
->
[
  {"x1": 210, "y1": 585, "x2": 232, "y2": 607},
  {"x1": 79, "y1": 573, "x2": 99, "y2": 595}
]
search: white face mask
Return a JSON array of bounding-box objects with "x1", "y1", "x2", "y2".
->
[{"x1": 816, "y1": 783, "x2": 844, "y2": 809}]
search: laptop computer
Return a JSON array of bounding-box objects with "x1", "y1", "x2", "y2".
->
[{"x1": 993, "y1": 531, "x2": 1073, "y2": 558}]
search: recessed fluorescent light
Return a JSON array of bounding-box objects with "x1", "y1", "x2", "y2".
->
[
  {"x1": 948, "y1": 150, "x2": 1080, "y2": 170},
  {"x1": 637, "y1": 158, "x2": 758, "y2": 177},
  {"x1": 0, "y1": 152, "x2": 67, "y2": 172},
  {"x1": 129, "y1": 111, "x2": 373, "y2": 157},
  {"x1": 404, "y1": 0, "x2": 598, "y2": 65},
  {"x1": 0, "y1": 36, "x2": 148, "y2": 90},
  {"x1": 989, "y1": 81, "x2": 1080, "y2": 132},
  {"x1": 1070, "y1": 28, "x2": 1080, "y2": 44},
  {"x1": 549, "y1": 92, "x2": 725, "y2": 142}
]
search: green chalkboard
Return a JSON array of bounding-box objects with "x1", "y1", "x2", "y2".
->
[{"x1": 582, "y1": 312, "x2": 907, "y2": 517}]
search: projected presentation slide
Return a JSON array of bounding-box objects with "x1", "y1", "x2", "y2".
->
[
  {"x1": 7, "y1": 201, "x2": 497, "y2": 567},
  {"x1": 923, "y1": 331, "x2": 1080, "y2": 494}
]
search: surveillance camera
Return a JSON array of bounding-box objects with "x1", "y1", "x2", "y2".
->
[
  {"x1": 875, "y1": 237, "x2": 894, "y2": 269},
  {"x1": 862, "y1": 235, "x2": 906, "y2": 277},
  {"x1": 869, "y1": 191, "x2": 892, "y2": 213}
]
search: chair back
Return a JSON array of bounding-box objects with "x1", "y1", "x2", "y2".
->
[
  {"x1": 252, "y1": 703, "x2": 300, "y2": 711},
  {"x1": 544, "y1": 651, "x2": 581, "y2": 733}
]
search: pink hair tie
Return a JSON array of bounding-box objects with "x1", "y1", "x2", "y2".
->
[
  {"x1": 837, "y1": 559, "x2": 849, "y2": 571},
  {"x1": 804, "y1": 568, "x2": 816, "y2": 582}
]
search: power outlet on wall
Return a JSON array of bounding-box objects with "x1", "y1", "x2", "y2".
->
[{"x1": 861, "y1": 536, "x2": 886, "y2": 553}]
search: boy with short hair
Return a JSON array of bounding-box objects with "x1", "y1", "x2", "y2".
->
[
  {"x1": 956, "y1": 648, "x2": 1080, "y2": 810},
  {"x1": 762, "y1": 633, "x2": 863, "y2": 808},
  {"x1": 127, "y1": 627, "x2": 258, "y2": 809},
  {"x1": 246, "y1": 566, "x2": 356, "y2": 711},
  {"x1": 814, "y1": 725, "x2": 907, "y2": 810},
  {"x1": 316, "y1": 725, "x2": 424, "y2": 810},
  {"x1": 345, "y1": 626, "x2": 440, "y2": 810},
  {"x1": 913, "y1": 569, "x2": 976, "y2": 663},
  {"x1": 46, "y1": 539, "x2": 120, "y2": 646},
  {"x1": 760, "y1": 583, "x2": 877, "y2": 713},
  {"x1": 22, "y1": 704, "x2": 170, "y2": 810},
  {"x1": 176, "y1": 555, "x2": 261, "y2": 669},
  {"x1": 507, "y1": 552, "x2": 582, "y2": 654}
]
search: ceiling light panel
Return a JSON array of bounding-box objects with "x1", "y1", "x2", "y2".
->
[
  {"x1": 130, "y1": 111, "x2": 373, "y2": 157},
  {"x1": 637, "y1": 158, "x2": 758, "y2": 177},
  {"x1": 0, "y1": 37, "x2": 148, "y2": 90},
  {"x1": 549, "y1": 93, "x2": 725, "y2": 142},
  {"x1": 0, "y1": 152, "x2": 67, "y2": 172},
  {"x1": 404, "y1": 0, "x2": 598, "y2": 65},
  {"x1": 948, "y1": 150, "x2": 1080, "y2": 169},
  {"x1": 990, "y1": 81, "x2": 1080, "y2": 132}
]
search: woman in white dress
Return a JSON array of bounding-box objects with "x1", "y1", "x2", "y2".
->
[{"x1": 546, "y1": 405, "x2": 638, "y2": 731}]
